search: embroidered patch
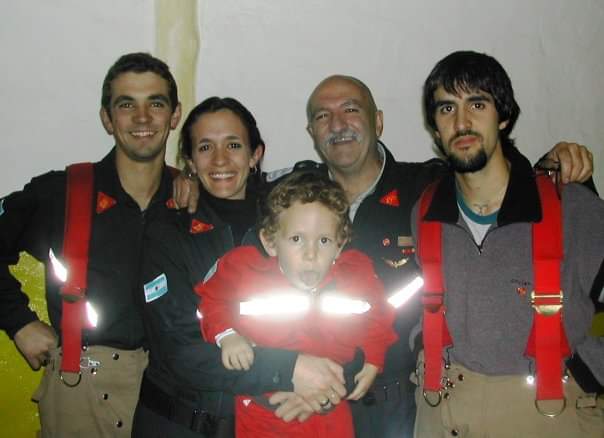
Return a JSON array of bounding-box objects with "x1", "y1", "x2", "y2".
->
[
  {"x1": 144, "y1": 273, "x2": 168, "y2": 303},
  {"x1": 0, "y1": 199, "x2": 4, "y2": 216},
  {"x1": 96, "y1": 192, "x2": 116, "y2": 214},
  {"x1": 190, "y1": 219, "x2": 214, "y2": 234},
  {"x1": 397, "y1": 236, "x2": 413, "y2": 247},
  {"x1": 382, "y1": 257, "x2": 409, "y2": 269},
  {"x1": 379, "y1": 189, "x2": 400, "y2": 207}
]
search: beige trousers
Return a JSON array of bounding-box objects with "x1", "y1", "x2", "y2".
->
[
  {"x1": 413, "y1": 353, "x2": 604, "y2": 438},
  {"x1": 32, "y1": 345, "x2": 148, "y2": 438}
]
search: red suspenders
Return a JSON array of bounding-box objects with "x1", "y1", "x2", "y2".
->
[
  {"x1": 525, "y1": 176, "x2": 571, "y2": 411},
  {"x1": 418, "y1": 175, "x2": 570, "y2": 411},
  {"x1": 417, "y1": 182, "x2": 452, "y2": 399},
  {"x1": 60, "y1": 163, "x2": 94, "y2": 380}
]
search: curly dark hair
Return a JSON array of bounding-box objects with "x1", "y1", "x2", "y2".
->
[{"x1": 260, "y1": 171, "x2": 352, "y2": 246}]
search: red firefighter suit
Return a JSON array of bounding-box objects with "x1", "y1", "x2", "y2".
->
[{"x1": 197, "y1": 245, "x2": 397, "y2": 437}]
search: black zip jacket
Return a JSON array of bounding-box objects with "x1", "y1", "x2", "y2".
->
[
  {"x1": 138, "y1": 182, "x2": 298, "y2": 416},
  {"x1": 0, "y1": 149, "x2": 163, "y2": 348}
]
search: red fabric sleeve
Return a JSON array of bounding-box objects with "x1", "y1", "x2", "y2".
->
[{"x1": 335, "y1": 250, "x2": 398, "y2": 370}]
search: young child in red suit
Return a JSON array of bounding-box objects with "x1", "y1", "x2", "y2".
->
[{"x1": 197, "y1": 171, "x2": 397, "y2": 437}]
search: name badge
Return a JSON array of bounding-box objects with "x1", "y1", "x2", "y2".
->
[{"x1": 144, "y1": 273, "x2": 168, "y2": 303}]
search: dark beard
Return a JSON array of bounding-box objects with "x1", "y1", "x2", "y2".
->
[{"x1": 448, "y1": 148, "x2": 488, "y2": 173}]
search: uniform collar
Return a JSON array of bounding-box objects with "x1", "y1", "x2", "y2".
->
[
  {"x1": 347, "y1": 142, "x2": 387, "y2": 220},
  {"x1": 96, "y1": 147, "x2": 173, "y2": 209},
  {"x1": 370, "y1": 141, "x2": 403, "y2": 195},
  {"x1": 423, "y1": 146, "x2": 542, "y2": 226}
]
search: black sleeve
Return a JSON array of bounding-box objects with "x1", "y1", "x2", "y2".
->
[
  {"x1": 162, "y1": 328, "x2": 298, "y2": 395},
  {"x1": 567, "y1": 353, "x2": 604, "y2": 395},
  {"x1": 590, "y1": 258, "x2": 604, "y2": 311},
  {"x1": 140, "y1": 226, "x2": 299, "y2": 395},
  {"x1": 0, "y1": 176, "x2": 55, "y2": 337}
]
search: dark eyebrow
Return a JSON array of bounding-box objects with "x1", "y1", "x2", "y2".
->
[
  {"x1": 467, "y1": 94, "x2": 493, "y2": 103},
  {"x1": 310, "y1": 99, "x2": 363, "y2": 118},
  {"x1": 112, "y1": 95, "x2": 134, "y2": 107},
  {"x1": 435, "y1": 94, "x2": 493, "y2": 108},
  {"x1": 149, "y1": 94, "x2": 170, "y2": 105},
  {"x1": 112, "y1": 94, "x2": 170, "y2": 107},
  {"x1": 342, "y1": 99, "x2": 363, "y2": 107},
  {"x1": 435, "y1": 98, "x2": 455, "y2": 107},
  {"x1": 197, "y1": 134, "x2": 243, "y2": 145}
]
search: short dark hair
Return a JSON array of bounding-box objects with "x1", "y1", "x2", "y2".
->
[
  {"x1": 423, "y1": 50, "x2": 520, "y2": 150},
  {"x1": 179, "y1": 96, "x2": 265, "y2": 168},
  {"x1": 101, "y1": 52, "x2": 178, "y2": 114},
  {"x1": 260, "y1": 171, "x2": 352, "y2": 246}
]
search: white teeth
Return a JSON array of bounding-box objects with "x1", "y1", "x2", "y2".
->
[
  {"x1": 210, "y1": 172, "x2": 236, "y2": 180},
  {"x1": 131, "y1": 131, "x2": 155, "y2": 137},
  {"x1": 332, "y1": 136, "x2": 355, "y2": 145}
]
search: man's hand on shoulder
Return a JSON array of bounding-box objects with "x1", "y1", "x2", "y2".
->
[
  {"x1": 172, "y1": 171, "x2": 199, "y2": 213},
  {"x1": 543, "y1": 142, "x2": 593, "y2": 184},
  {"x1": 13, "y1": 320, "x2": 57, "y2": 370}
]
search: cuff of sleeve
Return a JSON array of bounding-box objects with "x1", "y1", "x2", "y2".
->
[
  {"x1": 215, "y1": 328, "x2": 237, "y2": 348},
  {"x1": 251, "y1": 347, "x2": 298, "y2": 392},
  {"x1": 6, "y1": 310, "x2": 39, "y2": 340}
]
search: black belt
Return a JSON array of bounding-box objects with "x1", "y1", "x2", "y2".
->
[
  {"x1": 139, "y1": 374, "x2": 233, "y2": 436},
  {"x1": 361, "y1": 374, "x2": 414, "y2": 405}
]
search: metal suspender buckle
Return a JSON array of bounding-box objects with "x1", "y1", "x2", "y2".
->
[
  {"x1": 535, "y1": 397, "x2": 566, "y2": 417},
  {"x1": 422, "y1": 389, "x2": 442, "y2": 407},
  {"x1": 60, "y1": 285, "x2": 86, "y2": 303},
  {"x1": 530, "y1": 290, "x2": 563, "y2": 316},
  {"x1": 59, "y1": 370, "x2": 82, "y2": 387}
]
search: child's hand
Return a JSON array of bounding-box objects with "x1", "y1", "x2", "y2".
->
[
  {"x1": 220, "y1": 332, "x2": 254, "y2": 370},
  {"x1": 346, "y1": 363, "x2": 379, "y2": 401}
]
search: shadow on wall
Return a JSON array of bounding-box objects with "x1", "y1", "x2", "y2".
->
[{"x1": 0, "y1": 253, "x2": 46, "y2": 437}]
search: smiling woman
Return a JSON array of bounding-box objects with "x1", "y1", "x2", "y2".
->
[
  {"x1": 131, "y1": 97, "x2": 282, "y2": 437},
  {"x1": 180, "y1": 98, "x2": 264, "y2": 201}
]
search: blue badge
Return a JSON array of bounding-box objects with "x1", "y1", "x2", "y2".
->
[
  {"x1": 144, "y1": 273, "x2": 168, "y2": 303},
  {"x1": 0, "y1": 199, "x2": 5, "y2": 216}
]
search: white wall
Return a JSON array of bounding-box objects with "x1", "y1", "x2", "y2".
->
[
  {"x1": 196, "y1": 0, "x2": 604, "y2": 190},
  {"x1": 2, "y1": 0, "x2": 603, "y2": 194},
  {"x1": 1, "y1": 0, "x2": 154, "y2": 193}
]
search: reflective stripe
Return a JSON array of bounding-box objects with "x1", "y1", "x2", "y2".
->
[
  {"x1": 387, "y1": 276, "x2": 424, "y2": 308},
  {"x1": 49, "y1": 248, "x2": 68, "y2": 282},
  {"x1": 240, "y1": 294, "x2": 310, "y2": 316},
  {"x1": 319, "y1": 294, "x2": 371, "y2": 314},
  {"x1": 239, "y1": 292, "x2": 371, "y2": 316},
  {"x1": 86, "y1": 302, "x2": 98, "y2": 328}
]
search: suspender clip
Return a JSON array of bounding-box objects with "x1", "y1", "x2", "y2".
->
[{"x1": 530, "y1": 290, "x2": 563, "y2": 316}]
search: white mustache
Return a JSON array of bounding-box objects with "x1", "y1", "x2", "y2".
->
[{"x1": 323, "y1": 130, "x2": 359, "y2": 147}]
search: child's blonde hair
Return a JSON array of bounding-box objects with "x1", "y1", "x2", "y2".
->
[{"x1": 260, "y1": 171, "x2": 352, "y2": 246}]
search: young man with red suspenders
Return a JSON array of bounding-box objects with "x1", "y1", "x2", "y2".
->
[
  {"x1": 412, "y1": 50, "x2": 604, "y2": 437},
  {"x1": 0, "y1": 52, "x2": 182, "y2": 437}
]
